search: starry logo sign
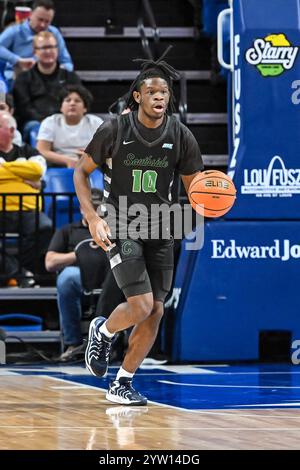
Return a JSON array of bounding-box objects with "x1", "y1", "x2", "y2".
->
[{"x1": 245, "y1": 33, "x2": 299, "y2": 77}]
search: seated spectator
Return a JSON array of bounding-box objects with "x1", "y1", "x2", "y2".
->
[
  {"x1": 0, "y1": 94, "x2": 22, "y2": 145},
  {"x1": 13, "y1": 31, "x2": 80, "y2": 139},
  {"x1": 0, "y1": 111, "x2": 52, "y2": 286},
  {"x1": 37, "y1": 85, "x2": 103, "y2": 168},
  {"x1": 0, "y1": 251, "x2": 19, "y2": 287},
  {"x1": 0, "y1": 0, "x2": 73, "y2": 84},
  {"x1": 45, "y1": 189, "x2": 109, "y2": 362}
]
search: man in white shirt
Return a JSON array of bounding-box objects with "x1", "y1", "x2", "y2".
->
[{"x1": 37, "y1": 85, "x2": 103, "y2": 167}]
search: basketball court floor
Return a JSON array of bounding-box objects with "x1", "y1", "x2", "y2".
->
[{"x1": 1, "y1": 362, "x2": 300, "y2": 450}]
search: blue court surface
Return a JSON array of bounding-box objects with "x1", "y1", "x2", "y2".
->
[{"x1": 2, "y1": 363, "x2": 300, "y2": 410}]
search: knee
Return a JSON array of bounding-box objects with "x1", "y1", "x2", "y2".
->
[
  {"x1": 128, "y1": 295, "x2": 153, "y2": 323},
  {"x1": 150, "y1": 303, "x2": 164, "y2": 325},
  {"x1": 151, "y1": 302, "x2": 164, "y2": 319},
  {"x1": 57, "y1": 267, "x2": 81, "y2": 293}
]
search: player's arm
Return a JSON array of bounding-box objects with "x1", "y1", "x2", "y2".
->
[
  {"x1": 178, "y1": 124, "x2": 204, "y2": 194},
  {"x1": 74, "y1": 153, "x2": 112, "y2": 251},
  {"x1": 181, "y1": 172, "x2": 201, "y2": 194}
]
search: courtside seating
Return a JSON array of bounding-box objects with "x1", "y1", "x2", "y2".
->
[
  {"x1": 28, "y1": 122, "x2": 40, "y2": 148},
  {"x1": 43, "y1": 168, "x2": 80, "y2": 228},
  {"x1": 43, "y1": 168, "x2": 104, "y2": 228},
  {"x1": 0, "y1": 313, "x2": 42, "y2": 331},
  {"x1": 89, "y1": 168, "x2": 104, "y2": 190}
]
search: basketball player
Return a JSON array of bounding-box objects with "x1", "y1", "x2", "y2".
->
[{"x1": 74, "y1": 50, "x2": 204, "y2": 405}]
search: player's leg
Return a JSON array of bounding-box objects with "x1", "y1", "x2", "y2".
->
[
  {"x1": 105, "y1": 300, "x2": 163, "y2": 406},
  {"x1": 85, "y1": 292, "x2": 153, "y2": 378},
  {"x1": 106, "y1": 291, "x2": 153, "y2": 332},
  {"x1": 119, "y1": 261, "x2": 173, "y2": 374},
  {"x1": 85, "y1": 239, "x2": 154, "y2": 378},
  {"x1": 122, "y1": 300, "x2": 164, "y2": 372},
  {"x1": 106, "y1": 241, "x2": 173, "y2": 406}
]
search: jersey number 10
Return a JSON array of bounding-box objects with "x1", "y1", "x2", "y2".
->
[{"x1": 132, "y1": 169, "x2": 158, "y2": 193}]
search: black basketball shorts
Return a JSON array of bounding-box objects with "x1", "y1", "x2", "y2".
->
[{"x1": 106, "y1": 238, "x2": 174, "y2": 302}]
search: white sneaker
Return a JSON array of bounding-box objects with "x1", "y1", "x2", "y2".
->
[
  {"x1": 106, "y1": 377, "x2": 147, "y2": 406},
  {"x1": 85, "y1": 316, "x2": 112, "y2": 377}
]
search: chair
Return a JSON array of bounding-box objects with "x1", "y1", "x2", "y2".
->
[
  {"x1": 43, "y1": 168, "x2": 80, "y2": 228},
  {"x1": 89, "y1": 168, "x2": 104, "y2": 190},
  {"x1": 28, "y1": 122, "x2": 40, "y2": 148},
  {"x1": 43, "y1": 168, "x2": 104, "y2": 228},
  {"x1": 0, "y1": 313, "x2": 42, "y2": 331}
]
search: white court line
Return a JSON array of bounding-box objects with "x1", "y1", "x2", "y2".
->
[
  {"x1": 45, "y1": 374, "x2": 105, "y2": 390},
  {"x1": 5, "y1": 371, "x2": 300, "y2": 414},
  {"x1": 2, "y1": 366, "x2": 219, "y2": 376},
  {"x1": 0, "y1": 370, "x2": 20, "y2": 376},
  {"x1": 6, "y1": 366, "x2": 300, "y2": 377},
  {"x1": 39, "y1": 375, "x2": 220, "y2": 413},
  {"x1": 159, "y1": 379, "x2": 300, "y2": 389},
  {"x1": 139, "y1": 365, "x2": 217, "y2": 374},
  {"x1": 44, "y1": 375, "x2": 194, "y2": 411},
  {"x1": 46, "y1": 375, "x2": 292, "y2": 414}
]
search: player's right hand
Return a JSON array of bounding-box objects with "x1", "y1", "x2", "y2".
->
[{"x1": 89, "y1": 217, "x2": 112, "y2": 251}]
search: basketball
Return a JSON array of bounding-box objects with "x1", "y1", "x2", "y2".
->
[{"x1": 188, "y1": 170, "x2": 237, "y2": 218}]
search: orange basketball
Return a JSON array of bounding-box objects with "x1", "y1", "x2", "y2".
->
[{"x1": 188, "y1": 170, "x2": 237, "y2": 218}]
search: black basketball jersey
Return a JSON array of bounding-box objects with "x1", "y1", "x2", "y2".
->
[
  {"x1": 106, "y1": 113, "x2": 180, "y2": 209},
  {"x1": 85, "y1": 111, "x2": 203, "y2": 234}
]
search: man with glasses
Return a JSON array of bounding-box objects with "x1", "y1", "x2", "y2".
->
[
  {"x1": 0, "y1": 0, "x2": 73, "y2": 83},
  {"x1": 13, "y1": 31, "x2": 81, "y2": 141}
]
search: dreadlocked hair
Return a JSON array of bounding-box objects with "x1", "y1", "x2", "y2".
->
[{"x1": 126, "y1": 46, "x2": 180, "y2": 114}]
